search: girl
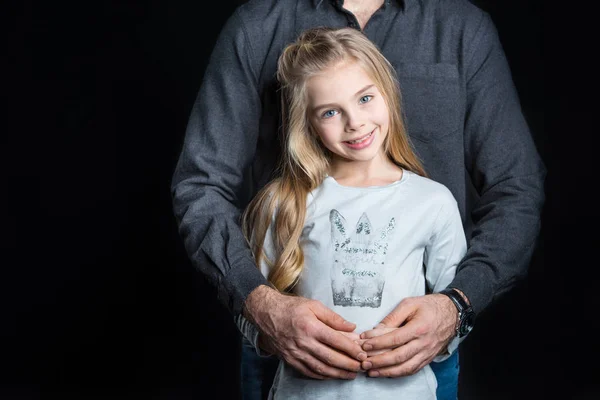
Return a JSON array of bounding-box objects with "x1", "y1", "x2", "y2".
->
[{"x1": 237, "y1": 27, "x2": 467, "y2": 400}]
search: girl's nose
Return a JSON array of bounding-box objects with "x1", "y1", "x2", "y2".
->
[{"x1": 345, "y1": 111, "x2": 365, "y2": 132}]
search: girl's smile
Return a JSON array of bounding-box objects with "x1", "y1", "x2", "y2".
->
[{"x1": 343, "y1": 128, "x2": 376, "y2": 149}]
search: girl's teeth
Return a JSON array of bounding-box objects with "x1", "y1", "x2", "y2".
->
[{"x1": 348, "y1": 132, "x2": 372, "y2": 144}]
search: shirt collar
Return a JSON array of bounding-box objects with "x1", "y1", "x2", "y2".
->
[{"x1": 312, "y1": 0, "x2": 404, "y2": 10}]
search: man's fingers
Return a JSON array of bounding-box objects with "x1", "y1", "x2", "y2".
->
[
  {"x1": 359, "y1": 327, "x2": 397, "y2": 356},
  {"x1": 286, "y1": 357, "x2": 327, "y2": 380},
  {"x1": 366, "y1": 351, "x2": 430, "y2": 378},
  {"x1": 307, "y1": 340, "x2": 362, "y2": 373},
  {"x1": 376, "y1": 298, "x2": 416, "y2": 329},
  {"x1": 359, "y1": 327, "x2": 396, "y2": 339},
  {"x1": 312, "y1": 301, "x2": 356, "y2": 332},
  {"x1": 286, "y1": 350, "x2": 358, "y2": 380},
  {"x1": 348, "y1": 338, "x2": 387, "y2": 356},
  {"x1": 366, "y1": 348, "x2": 390, "y2": 357},
  {"x1": 360, "y1": 326, "x2": 416, "y2": 352},
  {"x1": 318, "y1": 326, "x2": 367, "y2": 362},
  {"x1": 339, "y1": 331, "x2": 362, "y2": 342},
  {"x1": 362, "y1": 339, "x2": 421, "y2": 370}
]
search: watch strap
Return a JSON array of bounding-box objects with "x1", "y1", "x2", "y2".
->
[
  {"x1": 439, "y1": 287, "x2": 474, "y2": 337},
  {"x1": 439, "y1": 287, "x2": 469, "y2": 313}
]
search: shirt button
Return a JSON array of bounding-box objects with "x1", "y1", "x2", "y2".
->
[{"x1": 348, "y1": 21, "x2": 356, "y2": 28}]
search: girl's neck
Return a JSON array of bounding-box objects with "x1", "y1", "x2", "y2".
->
[{"x1": 328, "y1": 153, "x2": 403, "y2": 187}]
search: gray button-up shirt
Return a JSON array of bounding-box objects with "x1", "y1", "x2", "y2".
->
[{"x1": 171, "y1": 0, "x2": 546, "y2": 316}]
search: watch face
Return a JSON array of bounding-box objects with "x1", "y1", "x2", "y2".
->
[{"x1": 459, "y1": 312, "x2": 475, "y2": 336}]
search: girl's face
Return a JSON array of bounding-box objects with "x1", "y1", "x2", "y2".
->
[{"x1": 306, "y1": 60, "x2": 390, "y2": 168}]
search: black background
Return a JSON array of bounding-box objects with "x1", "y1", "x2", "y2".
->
[{"x1": 3, "y1": 1, "x2": 591, "y2": 399}]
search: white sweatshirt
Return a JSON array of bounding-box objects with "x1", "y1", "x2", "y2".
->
[{"x1": 236, "y1": 170, "x2": 468, "y2": 400}]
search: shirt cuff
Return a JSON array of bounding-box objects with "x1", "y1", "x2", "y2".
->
[
  {"x1": 234, "y1": 314, "x2": 273, "y2": 358},
  {"x1": 432, "y1": 335, "x2": 463, "y2": 363},
  {"x1": 223, "y1": 259, "x2": 270, "y2": 315}
]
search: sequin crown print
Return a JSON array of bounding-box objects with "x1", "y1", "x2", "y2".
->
[{"x1": 329, "y1": 210, "x2": 396, "y2": 308}]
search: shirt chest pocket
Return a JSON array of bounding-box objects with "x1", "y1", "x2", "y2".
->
[{"x1": 393, "y1": 63, "x2": 461, "y2": 142}]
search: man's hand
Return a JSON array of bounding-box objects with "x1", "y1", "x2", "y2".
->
[
  {"x1": 354, "y1": 326, "x2": 398, "y2": 357},
  {"x1": 359, "y1": 294, "x2": 457, "y2": 377},
  {"x1": 244, "y1": 285, "x2": 366, "y2": 380}
]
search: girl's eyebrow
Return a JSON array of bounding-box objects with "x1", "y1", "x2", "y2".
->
[
  {"x1": 354, "y1": 84, "x2": 375, "y2": 97},
  {"x1": 312, "y1": 84, "x2": 376, "y2": 113}
]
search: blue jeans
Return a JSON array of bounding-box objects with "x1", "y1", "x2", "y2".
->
[
  {"x1": 240, "y1": 338, "x2": 279, "y2": 400},
  {"x1": 430, "y1": 349, "x2": 460, "y2": 400},
  {"x1": 240, "y1": 337, "x2": 459, "y2": 400}
]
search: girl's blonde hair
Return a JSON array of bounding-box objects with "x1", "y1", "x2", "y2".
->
[{"x1": 242, "y1": 27, "x2": 426, "y2": 293}]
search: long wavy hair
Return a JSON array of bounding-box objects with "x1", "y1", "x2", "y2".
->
[{"x1": 242, "y1": 27, "x2": 426, "y2": 293}]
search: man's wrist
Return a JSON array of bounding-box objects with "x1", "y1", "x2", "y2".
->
[
  {"x1": 439, "y1": 287, "x2": 476, "y2": 338},
  {"x1": 243, "y1": 284, "x2": 281, "y2": 357},
  {"x1": 435, "y1": 293, "x2": 459, "y2": 332},
  {"x1": 242, "y1": 284, "x2": 279, "y2": 324}
]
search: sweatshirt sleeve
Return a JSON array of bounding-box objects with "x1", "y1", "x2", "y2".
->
[
  {"x1": 423, "y1": 193, "x2": 468, "y2": 362},
  {"x1": 170, "y1": 9, "x2": 268, "y2": 316}
]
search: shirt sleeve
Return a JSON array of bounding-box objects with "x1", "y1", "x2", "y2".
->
[
  {"x1": 423, "y1": 194, "x2": 468, "y2": 362},
  {"x1": 450, "y1": 12, "x2": 546, "y2": 315},
  {"x1": 170, "y1": 9, "x2": 268, "y2": 316},
  {"x1": 234, "y1": 218, "x2": 277, "y2": 357}
]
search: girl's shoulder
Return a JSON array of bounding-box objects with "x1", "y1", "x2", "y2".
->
[{"x1": 404, "y1": 171, "x2": 456, "y2": 204}]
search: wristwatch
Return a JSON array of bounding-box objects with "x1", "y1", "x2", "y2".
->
[{"x1": 439, "y1": 288, "x2": 475, "y2": 338}]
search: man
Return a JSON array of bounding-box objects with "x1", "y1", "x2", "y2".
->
[{"x1": 170, "y1": 0, "x2": 546, "y2": 399}]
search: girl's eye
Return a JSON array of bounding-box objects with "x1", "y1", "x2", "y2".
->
[
  {"x1": 322, "y1": 109, "x2": 338, "y2": 118},
  {"x1": 359, "y1": 95, "x2": 372, "y2": 104}
]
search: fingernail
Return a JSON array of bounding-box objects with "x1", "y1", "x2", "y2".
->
[
  {"x1": 375, "y1": 323, "x2": 385, "y2": 328},
  {"x1": 363, "y1": 343, "x2": 372, "y2": 351},
  {"x1": 357, "y1": 352, "x2": 367, "y2": 361},
  {"x1": 346, "y1": 372, "x2": 357, "y2": 380},
  {"x1": 362, "y1": 361, "x2": 372, "y2": 369},
  {"x1": 369, "y1": 370, "x2": 380, "y2": 377}
]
